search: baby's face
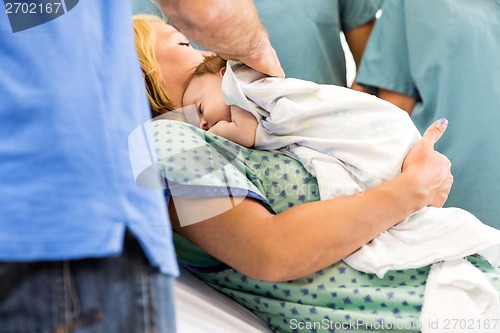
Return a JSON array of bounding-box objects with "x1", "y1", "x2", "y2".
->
[{"x1": 183, "y1": 73, "x2": 231, "y2": 130}]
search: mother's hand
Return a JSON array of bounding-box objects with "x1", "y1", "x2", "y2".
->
[{"x1": 402, "y1": 119, "x2": 453, "y2": 207}]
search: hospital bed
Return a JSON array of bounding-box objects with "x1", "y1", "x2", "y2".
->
[{"x1": 176, "y1": 267, "x2": 272, "y2": 333}]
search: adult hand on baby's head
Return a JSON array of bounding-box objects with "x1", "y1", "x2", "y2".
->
[
  {"x1": 222, "y1": 31, "x2": 285, "y2": 78},
  {"x1": 402, "y1": 119, "x2": 453, "y2": 208}
]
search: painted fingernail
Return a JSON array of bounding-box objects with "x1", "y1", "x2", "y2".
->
[{"x1": 438, "y1": 118, "x2": 448, "y2": 128}]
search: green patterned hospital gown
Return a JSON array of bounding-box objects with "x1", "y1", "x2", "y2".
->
[{"x1": 154, "y1": 120, "x2": 500, "y2": 333}]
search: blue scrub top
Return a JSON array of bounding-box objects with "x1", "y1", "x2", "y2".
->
[
  {"x1": 0, "y1": 2, "x2": 178, "y2": 275},
  {"x1": 357, "y1": 0, "x2": 500, "y2": 227}
]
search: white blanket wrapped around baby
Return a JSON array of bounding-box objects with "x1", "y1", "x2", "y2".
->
[{"x1": 222, "y1": 61, "x2": 500, "y2": 328}]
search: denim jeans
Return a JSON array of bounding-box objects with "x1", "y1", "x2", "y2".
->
[{"x1": 0, "y1": 233, "x2": 176, "y2": 333}]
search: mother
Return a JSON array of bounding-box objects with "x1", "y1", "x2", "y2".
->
[{"x1": 132, "y1": 15, "x2": 497, "y2": 332}]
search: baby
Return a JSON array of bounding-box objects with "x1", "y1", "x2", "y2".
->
[
  {"x1": 182, "y1": 55, "x2": 260, "y2": 148},
  {"x1": 181, "y1": 55, "x2": 500, "y2": 279},
  {"x1": 182, "y1": 55, "x2": 421, "y2": 198}
]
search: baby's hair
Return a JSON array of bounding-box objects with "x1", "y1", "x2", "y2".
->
[
  {"x1": 182, "y1": 55, "x2": 227, "y2": 104},
  {"x1": 192, "y1": 54, "x2": 227, "y2": 77}
]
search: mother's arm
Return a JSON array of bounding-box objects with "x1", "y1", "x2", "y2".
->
[{"x1": 171, "y1": 120, "x2": 452, "y2": 282}]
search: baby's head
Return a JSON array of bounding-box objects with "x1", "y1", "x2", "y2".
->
[
  {"x1": 182, "y1": 55, "x2": 227, "y2": 101},
  {"x1": 182, "y1": 55, "x2": 232, "y2": 130},
  {"x1": 187, "y1": 55, "x2": 227, "y2": 82}
]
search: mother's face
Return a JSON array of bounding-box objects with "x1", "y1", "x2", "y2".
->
[{"x1": 152, "y1": 23, "x2": 208, "y2": 109}]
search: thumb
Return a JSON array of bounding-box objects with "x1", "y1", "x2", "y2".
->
[{"x1": 422, "y1": 118, "x2": 448, "y2": 146}]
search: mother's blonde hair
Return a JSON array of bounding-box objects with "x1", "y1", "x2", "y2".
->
[{"x1": 132, "y1": 14, "x2": 173, "y2": 117}]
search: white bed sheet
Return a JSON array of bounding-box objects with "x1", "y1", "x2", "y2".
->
[{"x1": 175, "y1": 267, "x2": 272, "y2": 333}]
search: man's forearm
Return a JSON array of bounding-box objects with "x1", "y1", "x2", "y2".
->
[{"x1": 157, "y1": 0, "x2": 264, "y2": 59}]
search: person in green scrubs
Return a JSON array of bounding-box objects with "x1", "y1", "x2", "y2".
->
[
  {"x1": 253, "y1": 0, "x2": 382, "y2": 86},
  {"x1": 356, "y1": 0, "x2": 500, "y2": 228},
  {"x1": 131, "y1": 0, "x2": 162, "y2": 16}
]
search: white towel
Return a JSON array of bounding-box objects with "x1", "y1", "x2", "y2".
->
[
  {"x1": 222, "y1": 61, "x2": 420, "y2": 198},
  {"x1": 343, "y1": 207, "x2": 500, "y2": 278},
  {"x1": 420, "y1": 258, "x2": 500, "y2": 333}
]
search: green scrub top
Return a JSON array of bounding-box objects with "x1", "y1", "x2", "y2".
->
[
  {"x1": 357, "y1": 0, "x2": 500, "y2": 228},
  {"x1": 131, "y1": 0, "x2": 162, "y2": 16},
  {"x1": 254, "y1": 0, "x2": 382, "y2": 85}
]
